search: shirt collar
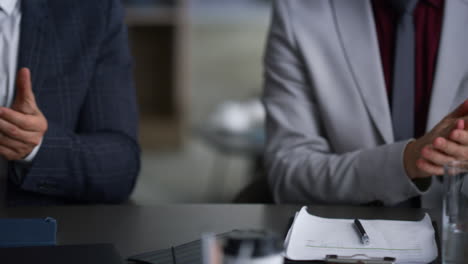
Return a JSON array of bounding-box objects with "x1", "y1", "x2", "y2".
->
[{"x1": 0, "y1": 0, "x2": 18, "y2": 15}]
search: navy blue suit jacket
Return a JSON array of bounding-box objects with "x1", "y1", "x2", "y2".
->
[{"x1": 6, "y1": 0, "x2": 140, "y2": 205}]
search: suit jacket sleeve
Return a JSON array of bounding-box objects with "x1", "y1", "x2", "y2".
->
[
  {"x1": 12, "y1": 0, "x2": 140, "y2": 203},
  {"x1": 263, "y1": 1, "x2": 424, "y2": 206}
]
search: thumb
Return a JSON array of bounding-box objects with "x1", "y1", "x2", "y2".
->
[
  {"x1": 13, "y1": 68, "x2": 37, "y2": 114},
  {"x1": 447, "y1": 99, "x2": 468, "y2": 119}
]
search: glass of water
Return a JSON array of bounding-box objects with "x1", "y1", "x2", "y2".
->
[{"x1": 443, "y1": 160, "x2": 468, "y2": 264}]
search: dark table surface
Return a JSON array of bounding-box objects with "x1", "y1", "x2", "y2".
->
[{"x1": 0, "y1": 204, "x2": 439, "y2": 258}]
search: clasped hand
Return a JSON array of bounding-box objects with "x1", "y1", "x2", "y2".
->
[
  {"x1": 405, "y1": 100, "x2": 468, "y2": 179},
  {"x1": 0, "y1": 68, "x2": 47, "y2": 160}
]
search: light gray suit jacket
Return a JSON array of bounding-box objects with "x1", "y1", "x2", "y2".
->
[{"x1": 263, "y1": 0, "x2": 468, "y2": 208}]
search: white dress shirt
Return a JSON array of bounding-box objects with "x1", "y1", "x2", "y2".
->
[{"x1": 0, "y1": 0, "x2": 21, "y2": 107}]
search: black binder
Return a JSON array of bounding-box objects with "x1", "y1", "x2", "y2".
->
[
  {"x1": 127, "y1": 232, "x2": 239, "y2": 264},
  {"x1": 128, "y1": 236, "x2": 204, "y2": 264},
  {"x1": 127, "y1": 232, "x2": 307, "y2": 264}
]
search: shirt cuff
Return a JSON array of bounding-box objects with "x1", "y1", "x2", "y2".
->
[
  {"x1": 11, "y1": 138, "x2": 43, "y2": 184},
  {"x1": 20, "y1": 137, "x2": 43, "y2": 163}
]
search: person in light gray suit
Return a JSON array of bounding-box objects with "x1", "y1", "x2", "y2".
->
[{"x1": 263, "y1": 0, "x2": 468, "y2": 208}]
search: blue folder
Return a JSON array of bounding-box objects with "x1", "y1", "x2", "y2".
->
[
  {"x1": 0, "y1": 244, "x2": 124, "y2": 264},
  {"x1": 0, "y1": 217, "x2": 56, "y2": 248}
]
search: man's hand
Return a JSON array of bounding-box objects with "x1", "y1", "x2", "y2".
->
[
  {"x1": 418, "y1": 119, "x2": 468, "y2": 173},
  {"x1": 0, "y1": 68, "x2": 47, "y2": 160},
  {"x1": 404, "y1": 100, "x2": 468, "y2": 179}
]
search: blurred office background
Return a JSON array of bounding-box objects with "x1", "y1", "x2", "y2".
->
[{"x1": 123, "y1": 0, "x2": 271, "y2": 204}]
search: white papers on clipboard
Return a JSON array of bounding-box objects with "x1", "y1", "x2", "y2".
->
[{"x1": 284, "y1": 207, "x2": 438, "y2": 264}]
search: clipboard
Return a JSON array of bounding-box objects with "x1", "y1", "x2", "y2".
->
[
  {"x1": 325, "y1": 254, "x2": 396, "y2": 264},
  {"x1": 284, "y1": 207, "x2": 438, "y2": 264}
]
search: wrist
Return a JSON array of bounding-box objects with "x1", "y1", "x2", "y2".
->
[{"x1": 403, "y1": 139, "x2": 419, "y2": 180}]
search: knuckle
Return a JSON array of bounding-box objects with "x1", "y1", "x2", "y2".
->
[
  {"x1": 32, "y1": 138, "x2": 40, "y2": 146},
  {"x1": 423, "y1": 152, "x2": 433, "y2": 161},
  {"x1": 8, "y1": 127, "x2": 17, "y2": 136},
  {"x1": 425, "y1": 148, "x2": 434, "y2": 159}
]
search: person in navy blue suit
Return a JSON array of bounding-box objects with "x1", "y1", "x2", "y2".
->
[{"x1": 0, "y1": 0, "x2": 140, "y2": 206}]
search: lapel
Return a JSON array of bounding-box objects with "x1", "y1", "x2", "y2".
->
[
  {"x1": 332, "y1": 0, "x2": 393, "y2": 143},
  {"x1": 17, "y1": 0, "x2": 49, "y2": 96},
  {"x1": 427, "y1": 0, "x2": 468, "y2": 130}
]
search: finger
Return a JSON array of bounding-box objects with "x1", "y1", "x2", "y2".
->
[
  {"x1": 416, "y1": 158, "x2": 444, "y2": 176},
  {"x1": 0, "y1": 134, "x2": 31, "y2": 155},
  {"x1": 0, "y1": 107, "x2": 44, "y2": 131},
  {"x1": 0, "y1": 144, "x2": 22, "y2": 160},
  {"x1": 457, "y1": 119, "x2": 465, "y2": 130},
  {"x1": 13, "y1": 68, "x2": 37, "y2": 115},
  {"x1": 433, "y1": 137, "x2": 468, "y2": 159},
  {"x1": 450, "y1": 129, "x2": 468, "y2": 145},
  {"x1": 421, "y1": 145, "x2": 456, "y2": 166},
  {"x1": 447, "y1": 99, "x2": 468, "y2": 119},
  {"x1": 0, "y1": 119, "x2": 39, "y2": 145}
]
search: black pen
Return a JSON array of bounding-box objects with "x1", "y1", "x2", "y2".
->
[{"x1": 354, "y1": 219, "x2": 370, "y2": 245}]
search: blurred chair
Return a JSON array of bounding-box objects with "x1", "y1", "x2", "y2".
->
[{"x1": 196, "y1": 99, "x2": 272, "y2": 203}]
